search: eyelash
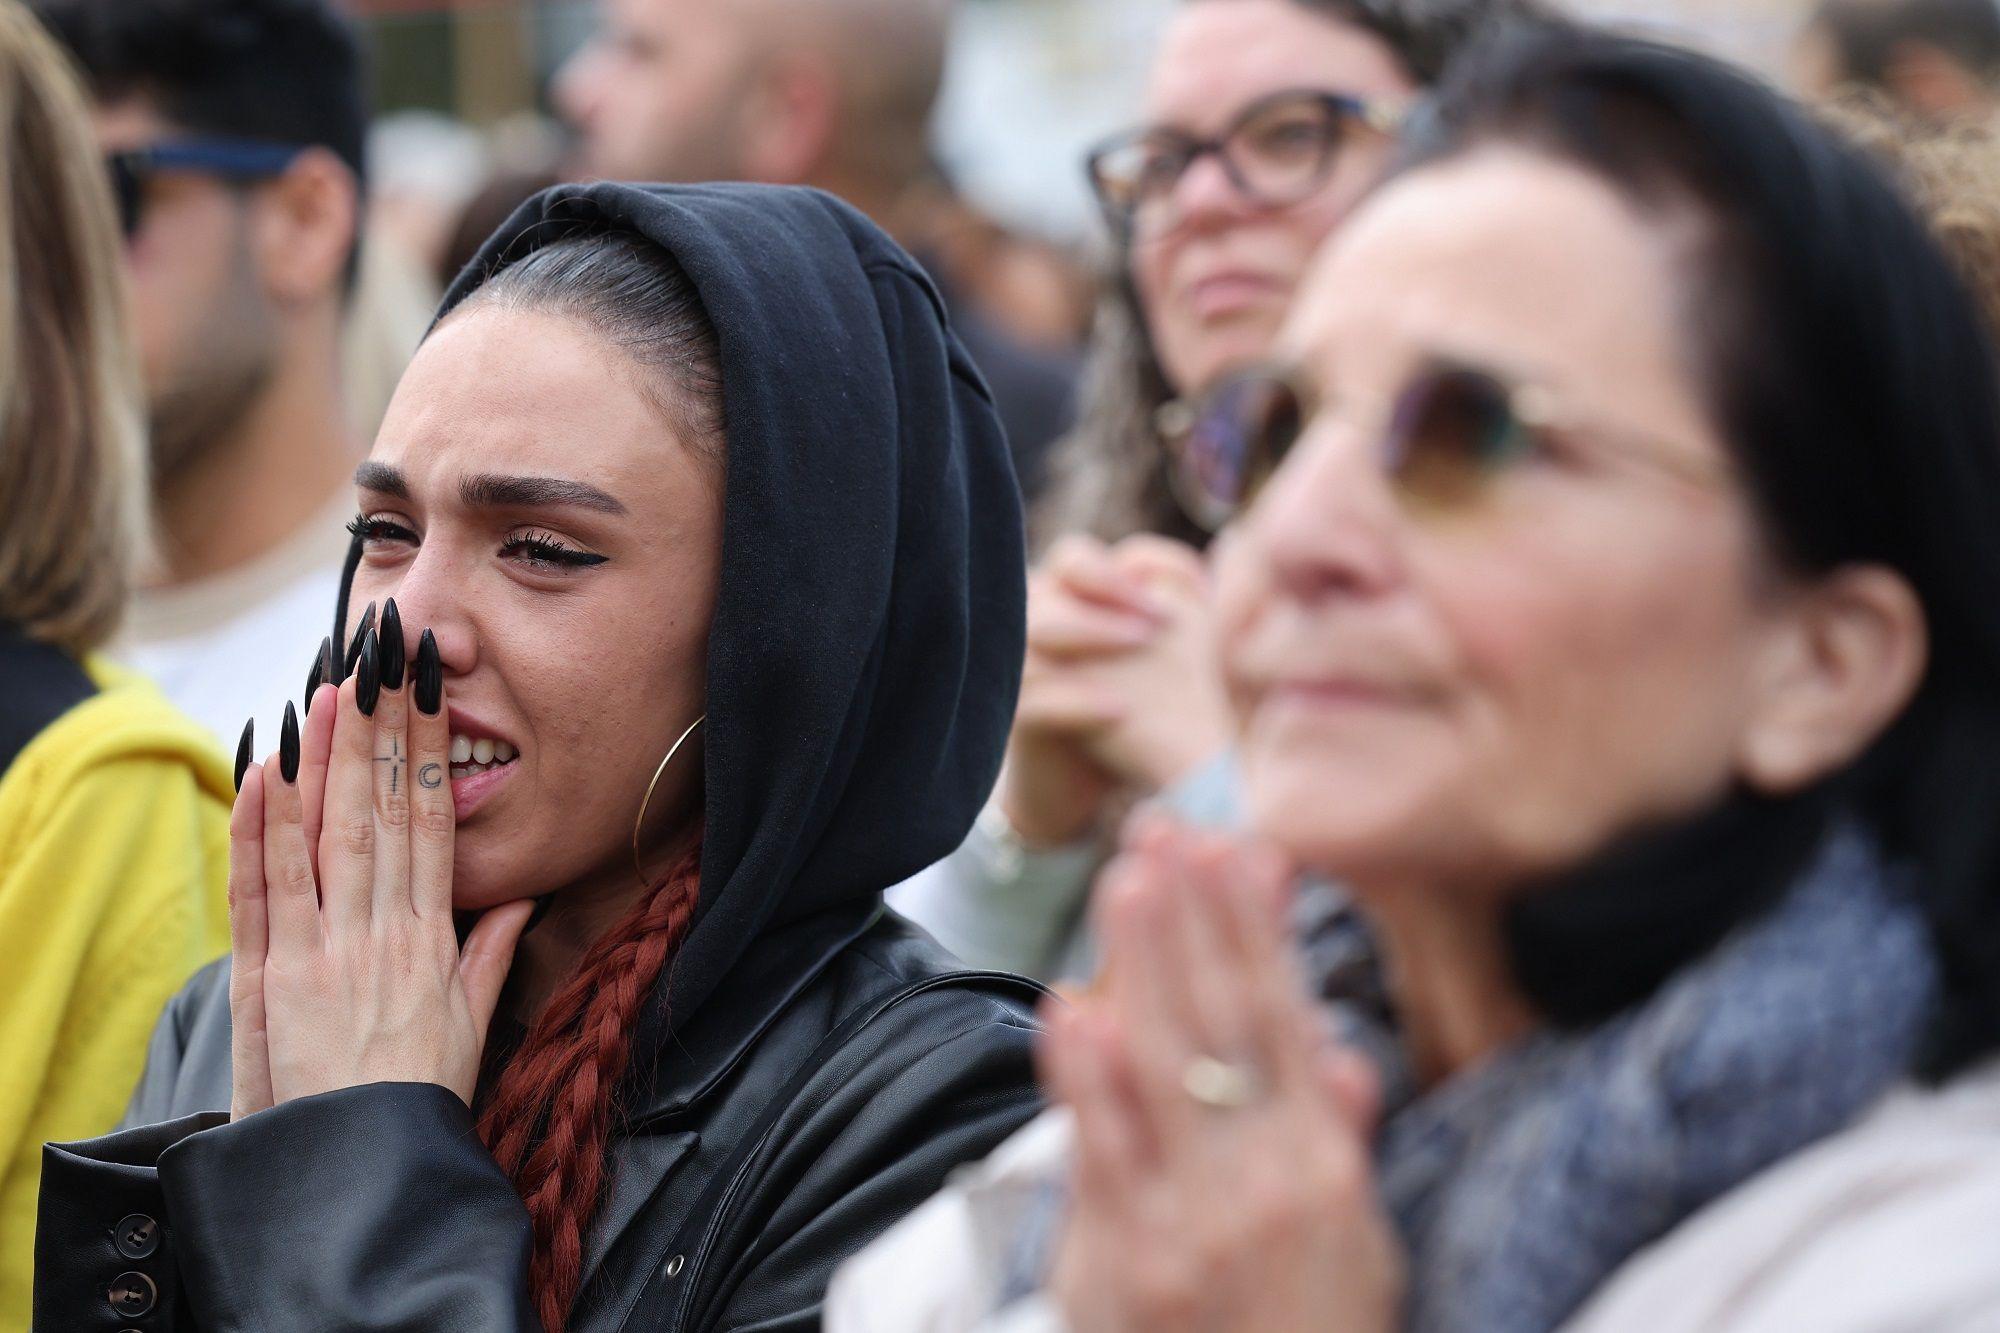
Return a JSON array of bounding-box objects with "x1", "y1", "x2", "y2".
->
[{"x1": 345, "y1": 516, "x2": 610, "y2": 571}]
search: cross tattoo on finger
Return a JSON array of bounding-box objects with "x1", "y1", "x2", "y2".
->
[{"x1": 374, "y1": 736, "x2": 404, "y2": 796}]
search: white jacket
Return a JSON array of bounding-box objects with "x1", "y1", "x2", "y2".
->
[{"x1": 826, "y1": 1061, "x2": 2000, "y2": 1332}]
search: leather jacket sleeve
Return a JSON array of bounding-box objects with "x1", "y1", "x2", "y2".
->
[{"x1": 35, "y1": 1083, "x2": 537, "y2": 1332}]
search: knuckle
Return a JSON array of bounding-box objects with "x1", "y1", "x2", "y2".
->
[
  {"x1": 271, "y1": 852, "x2": 317, "y2": 901},
  {"x1": 413, "y1": 801, "x2": 456, "y2": 839},
  {"x1": 335, "y1": 813, "x2": 377, "y2": 859},
  {"x1": 375, "y1": 786, "x2": 410, "y2": 830}
]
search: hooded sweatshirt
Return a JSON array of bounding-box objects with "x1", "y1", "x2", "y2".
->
[{"x1": 32, "y1": 183, "x2": 1043, "y2": 1333}]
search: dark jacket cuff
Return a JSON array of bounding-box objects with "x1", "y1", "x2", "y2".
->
[
  {"x1": 156, "y1": 1083, "x2": 536, "y2": 1331},
  {"x1": 34, "y1": 1111, "x2": 225, "y2": 1330}
]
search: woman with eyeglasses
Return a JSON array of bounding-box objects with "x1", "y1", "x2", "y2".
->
[
  {"x1": 835, "y1": 21, "x2": 2000, "y2": 1332},
  {"x1": 895, "y1": 0, "x2": 1539, "y2": 986},
  {"x1": 0, "y1": 5, "x2": 232, "y2": 1326}
]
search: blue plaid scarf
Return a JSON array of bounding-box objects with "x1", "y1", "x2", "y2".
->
[{"x1": 1375, "y1": 821, "x2": 1937, "y2": 1331}]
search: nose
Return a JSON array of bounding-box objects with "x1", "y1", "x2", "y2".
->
[
  {"x1": 364, "y1": 544, "x2": 479, "y2": 681},
  {"x1": 1246, "y1": 417, "x2": 1406, "y2": 606},
  {"x1": 1162, "y1": 149, "x2": 1257, "y2": 238},
  {"x1": 552, "y1": 43, "x2": 605, "y2": 133}
]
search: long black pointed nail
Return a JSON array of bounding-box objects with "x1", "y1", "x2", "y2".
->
[
  {"x1": 234, "y1": 718, "x2": 254, "y2": 792},
  {"x1": 526, "y1": 894, "x2": 556, "y2": 934},
  {"x1": 380, "y1": 599, "x2": 407, "y2": 691},
  {"x1": 280, "y1": 701, "x2": 300, "y2": 784},
  {"x1": 355, "y1": 629, "x2": 381, "y2": 717},
  {"x1": 344, "y1": 602, "x2": 377, "y2": 678},
  {"x1": 305, "y1": 636, "x2": 332, "y2": 715},
  {"x1": 415, "y1": 628, "x2": 442, "y2": 716}
]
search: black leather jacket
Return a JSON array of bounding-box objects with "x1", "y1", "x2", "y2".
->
[{"x1": 33, "y1": 902, "x2": 1044, "y2": 1332}]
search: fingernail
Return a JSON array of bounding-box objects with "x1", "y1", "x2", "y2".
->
[
  {"x1": 526, "y1": 894, "x2": 556, "y2": 934},
  {"x1": 356, "y1": 629, "x2": 381, "y2": 717},
  {"x1": 344, "y1": 602, "x2": 377, "y2": 678},
  {"x1": 234, "y1": 718, "x2": 254, "y2": 792},
  {"x1": 415, "y1": 628, "x2": 442, "y2": 716},
  {"x1": 380, "y1": 598, "x2": 407, "y2": 691},
  {"x1": 281, "y1": 701, "x2": 300, "y2": 784},
  {"x1": 305, "y1": 636, "x2": 332, "y2": 716}
]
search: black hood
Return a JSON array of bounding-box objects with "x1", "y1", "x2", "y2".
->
[{"x1": 338, "y1": 181, "x2": 1025, "y2": 1038}]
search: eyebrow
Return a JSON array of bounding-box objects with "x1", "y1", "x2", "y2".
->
[{"x1": 353, "y1": 462, "x2": 628, "y2": 516}]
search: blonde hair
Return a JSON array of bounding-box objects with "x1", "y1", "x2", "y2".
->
[{"x1": 0, "y1": 0, "x2": 145, "y2": 654}]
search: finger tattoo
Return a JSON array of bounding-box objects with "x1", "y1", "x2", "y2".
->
[
  {"x1": 418, "y1": 763, "x2": 443, "y2": 790},
  {"x1": 374, "y1": 736, "x2": 405, "y2": 795}
]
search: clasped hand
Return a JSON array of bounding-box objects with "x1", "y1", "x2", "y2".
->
[{"x1": 1043, "y1": 817, "x2": 1405, "y2": 1333}]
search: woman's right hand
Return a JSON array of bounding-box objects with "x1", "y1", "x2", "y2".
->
[{"x1": 1002, "y1": 535, "x2": 1232, "y2": 846}]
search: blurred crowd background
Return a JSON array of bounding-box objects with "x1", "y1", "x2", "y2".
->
[{"x1": 13, "y1": 0, "x2": 2000, "y2": 1326}]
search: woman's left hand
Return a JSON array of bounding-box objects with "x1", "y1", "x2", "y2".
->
[
  {"x1": 1043, "y1": 820, "x2": 1404, "y2": 1333},
  {"x1": 234, "y1": 626, "x2": 536, "y2": 1111}
]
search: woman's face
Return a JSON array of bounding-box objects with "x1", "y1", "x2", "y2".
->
[
  {"x1": 1216, "y1": 148, "x2": 1790, "y2": 896},
  {"x1": 350, "y1": 305, "x2": 723, "y2": 911},
  {"x1": 1131, "y1": 0, "x2": 1416, "y2": 397}
]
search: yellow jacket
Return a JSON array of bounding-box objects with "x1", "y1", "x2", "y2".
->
[{"x1": 0, "y1": 658, "x2": 229, "y2": 1328}]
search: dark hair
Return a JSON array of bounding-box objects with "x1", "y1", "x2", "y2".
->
[
  {"x1": 31, "y1": 0, "x2": 365, "y2": 180},
  {"x1": 1035, "y1": 0, "x2": 1545, "y2": 552},
  {"x1": 29, "y1": 0, "x2": 368, "y2": 267},
  {"x1": 1811, "y1": 0, "x2": 2000, "y2": 88},
  {"x1": 1401, "y1": 21, "x2": 2000, "y2": 1080},
  {"x1": 448, "y1": 229, "x2": 721, "y2": 1333}
]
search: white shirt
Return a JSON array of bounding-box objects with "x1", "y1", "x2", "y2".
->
[{"x1": 116, "y1": 492, "x2": 355, "y2": 754}]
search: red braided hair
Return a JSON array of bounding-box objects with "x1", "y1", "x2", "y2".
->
[{"x1": 477, "y1": 832, "x2": 703, "y2": 1332}]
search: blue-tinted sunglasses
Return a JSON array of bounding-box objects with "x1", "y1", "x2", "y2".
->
[{"x1": 105, "y1": 138, "x2": 306, "y2": 238}]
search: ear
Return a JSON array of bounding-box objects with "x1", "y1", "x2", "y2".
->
[
  {"x1": 1737, "y1": 565, "x2": 1928, "y2": 794},
  {"x1": 737, "y1": 50, "x2": 838, "y2": 184},
  {"x1": 1883, "y1": 40, "x2": 1993, "y2": 119},
  {"x1": 249, "y1": 146, "x2": 360, "y2": 307}
]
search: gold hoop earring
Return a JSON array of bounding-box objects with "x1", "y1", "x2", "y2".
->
[{"x1": 633, "y1": 714, "x2": 705, "y2": 882}]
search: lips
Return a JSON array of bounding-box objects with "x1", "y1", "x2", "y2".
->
[
  {"x1": 443, "y1": 708, "x2": 521, "y2": 818},
  {"x1": 1182, "y1": 269, "x2": 1286, "y2": 321}
]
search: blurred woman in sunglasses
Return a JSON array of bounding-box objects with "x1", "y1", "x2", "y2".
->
[
  {"x1": 838, "y1": 21, "x2": 2000, "y2": 1331},
  {"x1": 896, "y1": 0, "x2": 1536, "y2": 984},
  {"x1": 0, "y1": 4, "x2": 229, "y2": 1324}
]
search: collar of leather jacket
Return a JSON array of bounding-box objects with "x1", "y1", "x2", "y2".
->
[
  {"x1": 335, "y1": 182, "x2": 1026, "y2": 1099},
  {"x1": 622, "y1": 897, "x2": 882, "y2": 1125}
]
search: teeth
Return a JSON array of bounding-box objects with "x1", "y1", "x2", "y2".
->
[{"x1": 447, "y1": 733, "x2": 519, "y2": 779}]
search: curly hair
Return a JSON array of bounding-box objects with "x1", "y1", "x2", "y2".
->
[
  {"x1": 1033, "y1": 0, "x2": 1547, "y2": 554},
  {"x1": 1823, "y1": 91, "x2": 2000, "y2": 339}
]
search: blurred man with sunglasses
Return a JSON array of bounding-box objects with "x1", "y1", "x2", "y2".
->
[{"x1": 30, "y1": 0, "x2": 367, "y2": 751}]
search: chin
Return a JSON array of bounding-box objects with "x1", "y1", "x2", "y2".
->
[
  {"x1": 448, "y1": 843, "x2": 537, "y2": 913},
  {"x1": 1241, "y1": 750, "x2": 1447, "y2": 882}
]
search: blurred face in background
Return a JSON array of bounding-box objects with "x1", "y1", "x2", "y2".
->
[
  {"x1": 95, "y1": 96, "x2": 279, "y2": 483},
  {"x1": 555, "y1": 0, "x2": 763, "y2": 183},
  {"x1": 1214, "y1": 147, "x2": 1831, "y2": 901},
  {"x1": 1129, "y1": 0, "x2": 1416, "y2": 397}
]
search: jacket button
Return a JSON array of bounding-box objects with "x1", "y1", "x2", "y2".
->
[
  {"x1": 108, "y1": 1271, "x2": 157, "y2": 1317},
  {"x1": 664, "y1": 1254, "x2": 686, "y2": 1278},
  {"x1": 114, "y1": 1213, "x2": 160, "y2": 1259}
]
